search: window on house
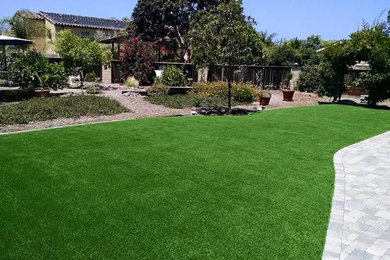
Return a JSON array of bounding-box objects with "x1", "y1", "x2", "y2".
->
[{"x1": 81, "y1": 32, "x2": 90, "y2": 38}]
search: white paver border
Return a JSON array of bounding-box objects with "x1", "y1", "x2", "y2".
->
[
  {"x1": 323, "y1": 131, "x2": 390, "y2": 260},
  {"x1": 323, "y1": 148, "x2": 348, "y2": 259}
]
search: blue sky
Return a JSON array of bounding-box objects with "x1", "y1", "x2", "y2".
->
[{"x1": 2, "y1": 0, "x2": 389, "y2": 40}]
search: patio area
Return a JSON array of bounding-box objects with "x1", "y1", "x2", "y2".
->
[{"x1": 324, "y1": 131, "x2": 390, "y2": 259}]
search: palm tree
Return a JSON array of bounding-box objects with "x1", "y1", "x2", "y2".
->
[
  {"x1": 0, "y1": 18, "x2": 10, "y2": 35},
  {"x1": 259, "y1": 30, "x2": 277, "y2": 46}
]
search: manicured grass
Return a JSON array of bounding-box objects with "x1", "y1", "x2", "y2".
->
[
  {"x1": 0, "y1": 95, "x2": 128, "y2": 125},
  {"x1": 0, "y1": 105, "x2": 389, "y2": 259}
]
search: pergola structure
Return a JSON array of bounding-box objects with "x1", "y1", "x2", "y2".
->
[
  {"x1": 99, "y1": 36, "x2": 125, "y2": 60},
  {"x1": 0, "y1": 35, "x2": 33, "y2": 85}
]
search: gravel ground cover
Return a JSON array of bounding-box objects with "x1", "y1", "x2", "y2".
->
[{"x1": 1, "y1": 86, "x2": 388, "y2": 134}]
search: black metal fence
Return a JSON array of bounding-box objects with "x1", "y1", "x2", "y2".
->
[
  {"x1": 207, "y1": 65, "x2": 293, "y2": 88},
  {"x1": 110, "y1": 61, "x2": 293, "y2": 87}
]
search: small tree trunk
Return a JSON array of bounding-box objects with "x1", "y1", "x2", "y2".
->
[
  {"x1": 368, "y1": 92, "x2": 378, "y2": 108},
  {"x1": 80, "y1": 70, "x2": 84, "y2": 88},
  {"x1": 333, "y1": 74, "x2": 344, "y2": 103},
  {"x1": 227, "y1": 66, "x2": 232, "y2": 115}
]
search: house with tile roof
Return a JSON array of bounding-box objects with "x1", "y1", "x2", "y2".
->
[{"x1": 29, "y1": 11, "x2": 128, "y2": 57}]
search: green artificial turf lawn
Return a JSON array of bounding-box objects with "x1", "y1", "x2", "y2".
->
[{"x1": 0, "y1": 105, "x2": 389, "y2": 259}]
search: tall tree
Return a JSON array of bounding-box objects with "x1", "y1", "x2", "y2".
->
[
  {"x1": 55, "y1": 30, "x2": 111, "y2": 87},
  {"x1": 318, "y1": 41, "x2": 353, "y2": 102},
  {"x1": 129, "y1": 0, "x2": 228, "y2": 62},
  {"x1": 304, "y1": 35, "x2": 323, "y2": 51},
  {"x1": 264, "y1": 35, "x2": 323, "y2": 66},
  {"x1": 189, "y1": 0, "x2": 263, "y2": 113},
  {"x1": 349, "y1": 23, "x2": 390, "y2": 106},
  {"x1": 0, "y1": 9, "x2": 44, "y2": 39},
  {"x1": 259, "y1": 31, "x2": 277, "y2": 46}
]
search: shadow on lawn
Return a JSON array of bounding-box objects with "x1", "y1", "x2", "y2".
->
[{"x1": 319, "y1": 100, "x2": 390, "y2": 110}]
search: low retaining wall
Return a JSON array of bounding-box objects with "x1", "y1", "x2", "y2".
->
[{"x1": 0, "y1": 88, "x2": 35, "y2": 102}]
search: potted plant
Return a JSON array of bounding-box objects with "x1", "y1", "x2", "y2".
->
[
  {"x1": 282, "y1": 73, "x2": 295, "y2": 101},
  {"x1": 26, "y1": 70, "x2": 50, "y2": 97},
  {"x1": 34, "y1": 88, "x2": 50, "y2": 97},
  {"x1": 259, "y1": 89, "x2": 272, "y2": 106}
]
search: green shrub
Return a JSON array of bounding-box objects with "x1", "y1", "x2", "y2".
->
[
  {"x1": 9, "y1": 50, "x2": 68, "y2": 90},
  {"x1": 9, "y1": 50, "x2": 48, "y2": 89},
  {"x1": 147, "y1": 84, "x2": 170, "y2": 96},
  {"x1": 161, "y1": 66, "x2": 187, "y2": 86},
  {"x1": 192, "y1": 81, "x2": 227, "y2": 98},
  {"x1": 297, "y1": 64, "x2": 322, "y2": 92},
  {"x1": 192, "y1": 81, "x2": 258, "y2": 103},
  {"x1": 85, "y1": 72, "x2": 99, "y2": 82},
  {"x1": 232, "y1": 83, "x2": 259, "y2": 103},
  {"x1": 42, "y1": 62, "x2": 69, "y2": 90},
  {"x1": 0, "y1": 95, "x2": 129, "y2": 125},
  {"x1": 146, "y1": 95, "x2": 194, "y2": 109},
  {"x1": 146, "y1": 94, "x2": 229, "y2": 109},
  {"x1": 85, "y1": 83, "x2": 102, "y2": 95},
  {"x1": 191, "y1": 95, "x2": 228, "y2": 109},
  {"x1": 153, "y1": 76, "x2": 163, "y2": 86}
]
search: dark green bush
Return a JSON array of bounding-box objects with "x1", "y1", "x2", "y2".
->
[
  {"x1": 42, "y1": 62, "x2": 69, "y2": 90},
  {"x1": 160, "y1": 66, "x2": 187, "y2": 86},
  {"x1": 9, "y1": 50, "x2": 68, "y2": 90},
  {"x1": 0, "y1": 95, "x2": 128, "y2": 125},
  {"x1": 85, "y1": 72, "x2": 99, "y2": 82},
  {"x1": 9, "y1": 50, "x2": 48, "y2": 89},
  {"x1": 147, "y1": 84, "x2": 170, "y2": 96},
  {"x1": 297, "y1": 64, "x2": 322, "y2": 92},
  {"x1": 84, "y1": 83, "x2": 102, "y2": 95}
]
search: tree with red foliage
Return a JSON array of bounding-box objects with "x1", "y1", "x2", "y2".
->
[{"x1": 119, "y1": 38, "x2": 157, "y2": 85}]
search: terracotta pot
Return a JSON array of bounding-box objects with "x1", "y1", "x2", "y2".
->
[
  {"x1": 259, "y1": 96, "x2": 271, "y2": 106},
  {"x1": 34, "y1": 89, "x2": 50, "y2": 98},
  {"x1": 282, "y1": 90, "x2": 295, "y2": 101}
]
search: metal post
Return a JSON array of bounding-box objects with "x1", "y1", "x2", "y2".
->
[
  {"x1": 2, "y1": 45, "x2": 10, "y2": 86},
  {"x1": 111, "y1": 42, "x2": 114, "y2": 59}
]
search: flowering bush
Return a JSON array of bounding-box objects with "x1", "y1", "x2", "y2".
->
[{"x1": 119, "y1": 38, "x2": 156, "y2": 86}]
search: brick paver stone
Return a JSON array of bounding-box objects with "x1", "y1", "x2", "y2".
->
[{"x1": 323, "y1": 131, "x2": 390, "y2": 260}]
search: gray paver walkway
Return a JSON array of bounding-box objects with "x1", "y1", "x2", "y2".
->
[{"x1": 323, "y1": 131, "x2": 390, "y2": 260}]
